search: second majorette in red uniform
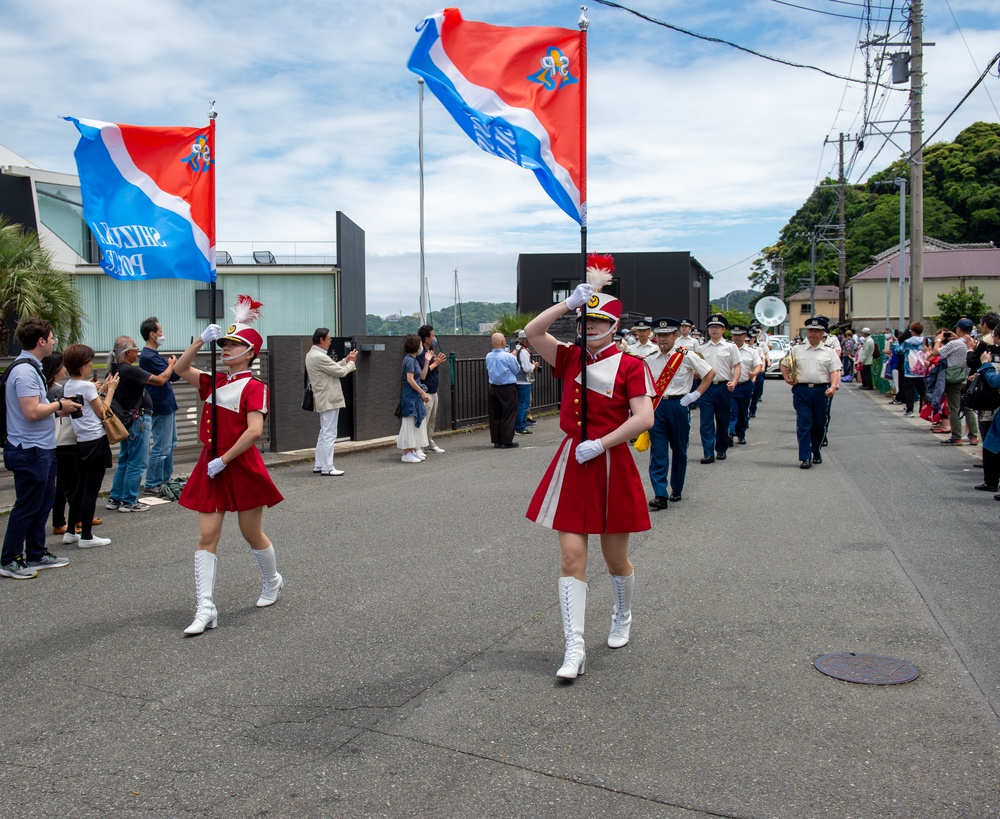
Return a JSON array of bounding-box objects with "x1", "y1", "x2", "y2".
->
[
  {"x1": 174, "y1": 295, "x2": 284, "y2": 637},
  {"x1": 523, "y1": 254, "x2": 655, "y2": 682}
]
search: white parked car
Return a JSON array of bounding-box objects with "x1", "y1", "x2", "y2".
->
[{"x1": 764, "y1": 339, "x2": 789, "y2": 378}]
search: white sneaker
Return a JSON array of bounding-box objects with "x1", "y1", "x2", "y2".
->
[
  {"x1": 429, "y1": 445, "x2": 445, "y2": 453},
  {"x1": 322, "y1": 468, "x2": 345, "y2": 476},
  {"x1": 62, "y1": 533, "x2": 81, "y2": 544},
  {"x1": 415, "y1": 449, "x2": 427, "y2": 460},
  {"x1": 401, "y1": 452, "x2": 421, "y2": 463},
  {"x1": 78, "y1": 535, "x2": 111, "y2": 548}
]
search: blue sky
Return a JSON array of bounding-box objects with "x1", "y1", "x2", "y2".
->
[{"x1": 2, "y1": 0, "x2": 998, "y2": 317}]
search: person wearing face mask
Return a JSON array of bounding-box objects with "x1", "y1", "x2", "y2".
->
[
  {"x1": 139, "y1": 317, "x2": 181, "y2": 496},
  {"x1": 524, "y1": 254, "x2": 655, "y2": 682},
  {"x1": 106, "y1": 335, "x2": 175, "y2": 513},
  {"x1": 174, "y1": 295, "x2": 284, "y2": 636}
]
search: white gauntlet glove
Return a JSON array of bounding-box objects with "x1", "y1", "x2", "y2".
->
[
  {"x1": 575, "y1": 438, "x2": 605, "y2": 464},
  {"x1": 565, "y1": 283, "x2": 595, "y2": 310},
  {"x1": 201, "y1": 324, "x2": 223, "y2": 344},
  {"x1": 207, "y1": 457, "x2": 227, "y2": 478},
  {"x1": 680, "y1": 391, "x2": 701, "y2": 407}
]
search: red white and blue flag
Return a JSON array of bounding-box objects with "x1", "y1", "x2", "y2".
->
[
  {"x1": 408, "y1": 8, "x2": 585, "y2": 224},
  {"x1": 65, "y1": 117, "x2": 216, "y2": 283}
]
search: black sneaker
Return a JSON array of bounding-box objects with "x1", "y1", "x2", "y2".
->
[
  {"x1": 105, "y1": 498, "x2": 122, "y2": 510},
  {"x1": 0, "y1": 556, "x2": 38, "y2": 579},
  {"x1": 118, "y1": 502, "x2": 151, "y2": 513}
]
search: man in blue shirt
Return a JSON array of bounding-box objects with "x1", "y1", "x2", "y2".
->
[
  {"x1": 1, "y1": 318, "x2": 81, "y2": 579},
  {"x1": 486, "y1": 332, "x2": 520, "y2": 449},
  {"x1": 138, "y1": 317, "x2": 179, "y2": 493}
]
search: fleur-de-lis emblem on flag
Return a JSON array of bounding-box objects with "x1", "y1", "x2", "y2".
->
[
  {"x1": 528, "y1": 46, "x2": 578, "y2": 91},
  {"x1": 182, "y1": 135, "x2": 214, "y2": 172}
]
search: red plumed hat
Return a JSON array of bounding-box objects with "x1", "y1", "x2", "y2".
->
[{"x1": 221, "y1": 294, "x2": 264, "y2": 355}]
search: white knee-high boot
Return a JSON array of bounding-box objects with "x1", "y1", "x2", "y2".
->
[
  {"x1": 556, "y1": 576, "x2": 587, "y2": 679},
  {"x1": 608, "y1": 571, "x2": 634, "y2": 648},
  {"x1": 252, "y1": 545, "x2": 283, "y2": 607},
  {"x1": 184, "y1": 550, "x2": 218, "y2": 635}
]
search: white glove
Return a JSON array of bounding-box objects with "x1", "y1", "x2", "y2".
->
[
  {"x1": 575, "y1": 438, "x2": 605, "y2": 464},
  {"x1": 201, "y1": 324, "x2": 223, "y2": 344},
  {"x1": 207, "y1": 457, "x2": 227, "y2": 478},
  {"x1": 564, "y1": 283, "x2": 595, "y2": 310},
  {"x1": 680, "y1": 391, "x2": 701, "y2": 407}
]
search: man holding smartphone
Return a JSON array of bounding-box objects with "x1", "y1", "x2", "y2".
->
[{"x1": 1, "y1": 318, "x2": 82, "y2": 579}]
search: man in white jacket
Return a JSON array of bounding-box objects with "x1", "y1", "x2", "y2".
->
[{"x1": 306, "y1": 328, "x2": 357, "y2": 476}]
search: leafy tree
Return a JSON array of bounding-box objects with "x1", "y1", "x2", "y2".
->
[
  {"x1": 493, "y1": 311, "x2": 538, "y2": 337},
  {"x1": 933, "y1": 286, "x2": 992, "y2": 329},
  {"x1": 0, "y1": 217, "x2": 85, "y2": 354}
]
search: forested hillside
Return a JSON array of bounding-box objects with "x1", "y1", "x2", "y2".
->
[{"x1": 750, "y1": 121, "x2": 1000, "y2": 298}]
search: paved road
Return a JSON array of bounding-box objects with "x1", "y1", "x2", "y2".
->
[{"x1": 1, "y1": 382, "x2": 997, "y2": 817}]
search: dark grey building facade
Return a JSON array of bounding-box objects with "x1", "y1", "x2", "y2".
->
[{"x1": 516, "y1": 251, "x2": 712, "y2": 328}]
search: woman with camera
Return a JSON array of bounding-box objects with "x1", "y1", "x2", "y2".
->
[
  {"x1": 61, "y1": 344, "x2": 119, "y2": 548},
  {"x1": 42, "y1": 353, "x2": 79, "y2": 537}
]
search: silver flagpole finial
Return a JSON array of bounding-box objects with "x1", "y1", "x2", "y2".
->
[
  {"x1": 579, "y1": 6, "x2": 589, "y2": 30},
  {"x1": 208, "y1": 100, "x2": 217, "y2": 120}
]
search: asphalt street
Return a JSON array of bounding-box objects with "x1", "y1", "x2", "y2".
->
[{"x1": 1, "y1": 380, "x2": 998, "y2": 818}]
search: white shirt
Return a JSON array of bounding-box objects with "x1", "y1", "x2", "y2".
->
[
  {"x1": 647, "y1": 347, "x2": 714, "y2": 396},
  {"x1": 733, "y1": 344, "x2": 762, "y2": 383},
  {"x1": 64, "y1": 379, "x2": 105, "y2": 442},
  {"x1": 698, "y1": 338, "x2": 742, "y2": 382},
  {"x1": 824, "y1": 334, "x2": 842, "y2": 353},
  {"x1": 790, "y1": 342, "x2": 843, "y2": 383},
  {"x1": 627, "y1": 340, "x2": 657, "y2": 359}
]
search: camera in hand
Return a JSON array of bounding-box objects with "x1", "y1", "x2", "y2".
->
[{"x1": 64, "y1": 395, "x2": 84, "y2": 419}]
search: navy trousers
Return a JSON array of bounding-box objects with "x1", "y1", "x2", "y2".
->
[
  {"x1": 649, "y1": 398, "x2": 690, "y2": 498},
  {"x1": 698, "y1": 383, "x2": 732, "y2": 458},
  {"x1": 792, "y1": 384, "x2": 829, "y2": 461},
  {"x1": 728, "y1": 381, "x2": 754, "y2": 438},
  {"x1": 750, "y1": 372, "x2": 764, "y2": 415},
  {"x1": 2, "y1": 445, "x2": 57, "y2": 564}
]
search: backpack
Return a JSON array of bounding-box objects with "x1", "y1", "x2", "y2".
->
[
  {"x1": 871, "y1": 341, "x2": 881, "y2": 359},
  {"x1": 962, "y1": 370, "x2": 1000, "y2": 413},
  {"x1": 1, "y1": 359, "x2": 42, "y2": 448}
]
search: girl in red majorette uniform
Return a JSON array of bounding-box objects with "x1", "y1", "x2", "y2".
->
[
  {"x1": 175, "y1": 295, "x2": 284, "y2": 636},
  {"x1": 524, "y1": 254, "x2": 655, "y2": 681}
]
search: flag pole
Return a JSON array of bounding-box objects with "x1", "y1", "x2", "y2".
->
[
  {"x1": 208, "y1": 103, "x2": 219, "y2": 461},
  {"x1": 578, "y1": 7, "x2": 589, "y2": 443}
]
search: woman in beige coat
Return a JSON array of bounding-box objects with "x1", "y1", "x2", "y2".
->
[{"x1": 305, "y1": 328, "x2": 357, "y2": 475}]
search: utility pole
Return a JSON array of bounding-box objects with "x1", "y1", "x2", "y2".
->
[
  {"x1": 909, "y1": 0, "x2": 925, "y2": 325},
  {"x1": 837, "y1": 132, "x2": 847, "y2": 324}
]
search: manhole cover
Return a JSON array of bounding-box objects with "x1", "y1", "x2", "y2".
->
[{"x1": 814, "y1": 652, "x2": 919, "y2": 685}]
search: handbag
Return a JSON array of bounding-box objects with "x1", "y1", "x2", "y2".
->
[
  {"x1": 102, "y1": 408, "x2": 129, "y2": 444},
  {"x1": 945, "y1": 365, "x2": 967, "y2": 385},
  {"x1": 109, "y1": 397, "x2": 133, "y2": 430},
  {"x1": 302, "y1": 381, "x2": 314, "y2": 411}
]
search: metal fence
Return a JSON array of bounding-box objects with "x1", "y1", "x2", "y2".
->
[{"x1": 447, "y1": 354, "x2": 560, "y2": 428}]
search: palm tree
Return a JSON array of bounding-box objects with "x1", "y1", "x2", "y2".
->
[{"x1": 0, "y1": 216, "x2": 86, "y2": 354}]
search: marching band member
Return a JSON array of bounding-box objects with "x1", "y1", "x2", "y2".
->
[
  {"x1": 675, "y1": 318, "x2": 697, "y2": 352},
  {"x1": 644, "y1": 317, "x2": 715, "y2": 509},
  {"x1": 524, "y1": 254, "x2": 655, "y2": 681},
  {"x1": 175, "y1": 296, "x2": 285, "y2": 635},
  {"x1": 780, "y1": 315, "x2": 842, "y2": 469},
  {"x1": 627, "y1": 319, "x2": 657, "y2": 359},
  {"x1": 748, "y1": 325, "x2": 768, "y2": 418},
  {"x1": 727, "y1": 325, "x2": 762, "y2": 447},
  {"x1": 696, "y1": 314, "x2": 741, "y2": 464}
]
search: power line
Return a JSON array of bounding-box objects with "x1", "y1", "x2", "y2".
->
[
  {"x1": 916, "y1": 50, "x2": 1000, "y2": 153},
  {"x1": 592, "y1": 0, "x2": 896, "y2": 87},
  {"x1": 769, "y1": 0, "x2": 893, "y2": 22}
]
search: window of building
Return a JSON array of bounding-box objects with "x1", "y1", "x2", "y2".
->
[
  {"x1": 800, "y1": 303, "x2": 812, "y2": 313},
  {"x1": 35, "y1": 182, "x2": 92, "y2": 261}
]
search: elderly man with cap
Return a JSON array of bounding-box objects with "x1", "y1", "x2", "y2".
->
[
  {"x1": 645, "y1": 317, "x2": 716, "y2": 509},
  {"x1": 727, "y1": 324, "x2": 762, "y2": 447},
  {"x1": 513, "y1": 329, "x2": 540, "y2": 435},
  {"x1": 524, "y1": 254, "x2": 655, "y2": 681},
  {"x1": 781, "y1": 316, "x2": 842, "y2": 468},
  {"x1": 627, "y1": 319, "x2": 657, "y2": 359},
  {"x1": 696, "y1": 313, "x2": 741, "y2": 464}
]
